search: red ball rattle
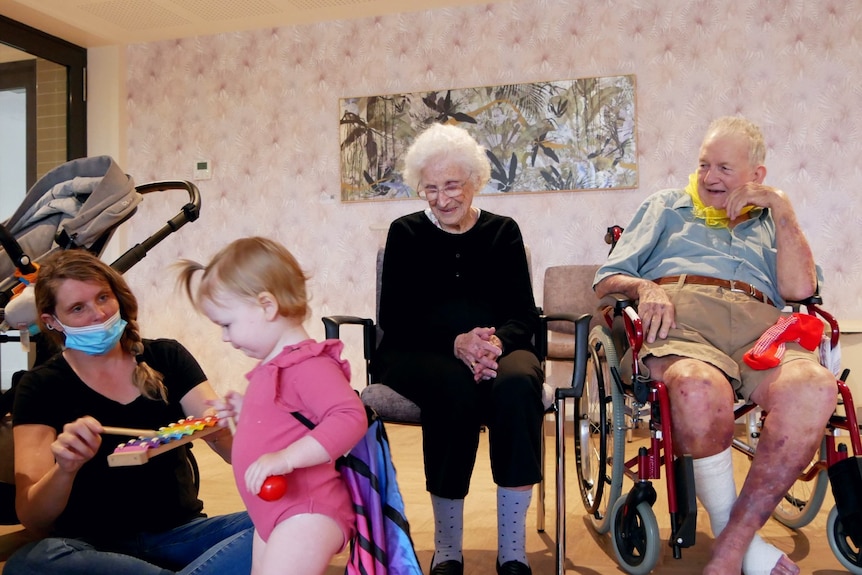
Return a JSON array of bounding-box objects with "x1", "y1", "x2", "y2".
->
[{"x1": 258, "y1": 475, "x2": 287, "y2": 501}]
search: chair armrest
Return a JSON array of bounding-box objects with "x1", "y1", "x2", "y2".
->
[
  {"x1": 537, "y1": 312, "x2": 577, "y2": 359},
  {"x1": 322, "y1": 315, "x2": 375, "y2": 361},
  {"x1": 539, "y1": 312, "x2": 592, "y2": 399}
]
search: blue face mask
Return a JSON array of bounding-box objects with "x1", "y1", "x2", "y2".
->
[{"x1": 55, "y1": 310, "x2": 128, "y2": 355}]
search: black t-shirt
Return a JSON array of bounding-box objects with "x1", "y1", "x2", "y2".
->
[{"x1": 13, "y1": 338, "x2": 208, "y2": 540}]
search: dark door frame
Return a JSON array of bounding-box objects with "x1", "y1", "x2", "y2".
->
[{"x1": 0, "y1": 14, "x2": 86, "y2": 161}]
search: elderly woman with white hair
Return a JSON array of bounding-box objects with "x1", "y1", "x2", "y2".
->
[{"x1": 375, "y1": 123, "x2": 543, "y2": 575}]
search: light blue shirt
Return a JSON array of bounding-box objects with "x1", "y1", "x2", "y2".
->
[{"x1": 593, "y1": 188, "x2": 784, "y2": 308}]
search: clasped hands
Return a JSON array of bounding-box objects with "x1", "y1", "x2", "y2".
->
[{"x1": 454, "y1": 327, "x2": 503, "y2": 382}]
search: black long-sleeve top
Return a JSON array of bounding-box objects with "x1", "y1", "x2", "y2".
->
[{"x1": 377, "y1": 210, "x2": 538, "y2": 361}]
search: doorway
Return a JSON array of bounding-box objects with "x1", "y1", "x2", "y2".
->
[{"x1": 0, "y1": 16, "x2": 87, "y2": 389}]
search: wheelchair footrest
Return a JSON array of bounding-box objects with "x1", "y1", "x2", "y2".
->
[
  {"x1": 828, "y1": 455, "x2": 862, "y2": 547},
  {"x1": 671, "y1": 454, "x2": 697, "y2": 550}
]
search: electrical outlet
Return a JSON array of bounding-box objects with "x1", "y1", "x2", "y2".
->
[{"x1": 319, "y1": 191, "x2": 336, "y2": 204}]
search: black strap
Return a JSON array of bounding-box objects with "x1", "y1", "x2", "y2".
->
[
  {"x1": 291, "y1": 411, "x2": 315, "y2": 430},
  {"x1": 54, "y1": 229, "x2": 81, "y2": 249},
  {"x1": 291, "y1": 410, "x2": 352, "y2": 469},
  {"x1": 292, "y1": 401, "x2": 377, "y2": 430}
]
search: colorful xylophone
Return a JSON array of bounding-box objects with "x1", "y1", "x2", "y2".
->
[{"x1": 107, "y1": 415, "x2": 221, "y2": 467}]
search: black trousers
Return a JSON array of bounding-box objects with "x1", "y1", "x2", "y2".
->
[{"x1": 380, "y1": 349, "x2": 544, "y2": 499}]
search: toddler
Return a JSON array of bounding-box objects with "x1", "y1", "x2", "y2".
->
[{"x1": 178, "y1": 237, "x2": 367, "y2": 575}]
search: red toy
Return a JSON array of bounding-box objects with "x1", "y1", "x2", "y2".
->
[{"x1": 258, "y1": 475, "x2": 287, "y2": 501}]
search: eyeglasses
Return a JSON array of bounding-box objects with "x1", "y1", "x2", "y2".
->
[{"x1": 417, "y1": 174, "x2": 471, "y2": 200}]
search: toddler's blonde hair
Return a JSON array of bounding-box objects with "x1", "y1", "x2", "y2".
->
[{"x1": 177, "y1": 237, "x2": 309, "y2": 320}]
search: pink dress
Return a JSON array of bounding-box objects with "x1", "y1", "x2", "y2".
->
[{"x1": 231, "y1": 339, "x2": 367, "y2": 542}]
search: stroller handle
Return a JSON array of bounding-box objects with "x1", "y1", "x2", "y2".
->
[
  {"x1": 110, "y1": 180, "x2": 201, "y2": 274},
  {"x1": 0, "y1": 179, "x2": 200, "y2": 309},
  {"x1": 0, "y1": 223, "x2": 37, "y2": 275}
]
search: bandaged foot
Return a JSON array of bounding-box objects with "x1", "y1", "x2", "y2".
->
[
  {"x1": 694, "y1": 449, "x2": 799, "y2": 575},
  {"x1": 742, "y1": 534, "x2": 797, "y2": 575},
  {"x1": 743, "y1": 313, "x2": 824, "y2": 370}
]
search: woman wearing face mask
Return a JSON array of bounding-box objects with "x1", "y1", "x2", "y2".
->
[{"x1": 5, "y1": 249, "x2": 253, "y2": 575}]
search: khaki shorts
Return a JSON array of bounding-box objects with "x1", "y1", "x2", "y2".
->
[{"x1": 622, "y1": 282, "x2": 823, "y2": 401}]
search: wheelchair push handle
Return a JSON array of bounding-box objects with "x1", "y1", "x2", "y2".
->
[{"x1": 605, "y1": 225, "x2": 624, "y2": 253}]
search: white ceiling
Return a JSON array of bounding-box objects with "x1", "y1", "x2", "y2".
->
[{"x1": 1, "y1": 0, "x2": 496, "y2": 48}]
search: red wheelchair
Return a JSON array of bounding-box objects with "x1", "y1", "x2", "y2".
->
[{"x1": 573, "y1": 226, "x2": 862, "y2": 574}]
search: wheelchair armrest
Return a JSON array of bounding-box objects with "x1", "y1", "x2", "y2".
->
[
  {"x1": 599, "y1": 292, "x2": 633, "y2": 312},
  {"x1": 539, "y1": 312, "x2": 592, "y2": 399},
  {"x1": 599, "y1": 290, "x2": 839, "y2": 358},
  {"x1": 601, "y1": 291, "x2": 826, "y2": 310},
  {"x1": 597, "y1": 293, "x2": 643, "y2": 357},
  {"x1": 787, "y1": 295, "x2": 823, "y2": 306},
  {"x1": 322, "y1": 315, "x2": 376, "y2": 361},
  {"x1": 785, "y1": 297, "x2": 840, "y2": 349}
]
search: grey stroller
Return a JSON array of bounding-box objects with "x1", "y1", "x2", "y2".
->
[{"x1": 1, "y1": 155, "x2": 201, "y2": 337}]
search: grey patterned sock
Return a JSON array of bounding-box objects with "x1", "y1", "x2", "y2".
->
[
  {"x1": 497, "y1": 486, "x2": 531, "y2": 565},
  {"x1": 431, "y1": 495, "x2": 464, "y2": 567}
]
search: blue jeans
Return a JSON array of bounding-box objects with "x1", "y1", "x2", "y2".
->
[{"x1": 4, "y1": 512, "x2": 253, "y2": 575}]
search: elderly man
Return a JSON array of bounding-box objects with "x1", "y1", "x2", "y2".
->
[{"x1": 593, "y1": 116, "x2": 836, "y2": 575}]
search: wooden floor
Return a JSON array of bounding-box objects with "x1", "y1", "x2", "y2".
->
[{"x1": 0, "y1": 416, "x2": 853, "y2": 574}]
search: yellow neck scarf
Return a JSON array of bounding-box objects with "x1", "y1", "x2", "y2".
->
[{"x1": 684, "y1": 173, "x2": 754, "y2": 228}]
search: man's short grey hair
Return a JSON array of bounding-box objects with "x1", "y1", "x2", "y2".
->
[
  {"x1": 706, "y1": 116, "x2": 766, "y2": 167},
  {"x1": 402, "y1": 123, "x2": 492, "y2": 191}
]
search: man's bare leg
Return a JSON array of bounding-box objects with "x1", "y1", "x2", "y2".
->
[
  {"x1": 694, "y1": 448, "x2": 791, "y2": 574},
  {"x1": 648, "y1": 356, "x2": 834, "y2": 575},
  {"x1": 702, "y1": 360, "x2": 835, "y2": 575},
  {"x1": 648, "y1": 356, "x2": 736, "y2": 457}
]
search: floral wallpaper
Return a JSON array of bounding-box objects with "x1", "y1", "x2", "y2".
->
[{"x1": 124, "y1": 0, "x2": 862, "y2": 396}]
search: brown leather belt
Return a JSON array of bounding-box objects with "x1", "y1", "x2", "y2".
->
[{"x1": 656, "y1": 275, "x2": 774, "y2": 306}]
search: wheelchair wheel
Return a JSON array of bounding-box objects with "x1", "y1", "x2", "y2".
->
[
  {"x1": 827, "y1": 505, "x2": 862, "y2": 574},
  {"x1": 734, "y1": 416, "x2": 828, "y2": 529},
  {"x1": 610, "y1": 493, "x2": 661, "y2": 575},
  {"x1": 575, "y1": 325, "x2": 626, "y2": 534},
  {"x1": 772, "y1": 437, "x2": 828, "y2": 528}
]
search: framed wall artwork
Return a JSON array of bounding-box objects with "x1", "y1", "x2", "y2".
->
[{"x1": 339, "y1": 74, "x2": 637, "y2": 202}]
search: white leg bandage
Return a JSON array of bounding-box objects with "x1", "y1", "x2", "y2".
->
[
  {"x1": 693, "y1": 448, "x2": 785, "y2": 575},
  {"x1": 693, "y1": 447, "x2": 737, "y2": 536}
]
